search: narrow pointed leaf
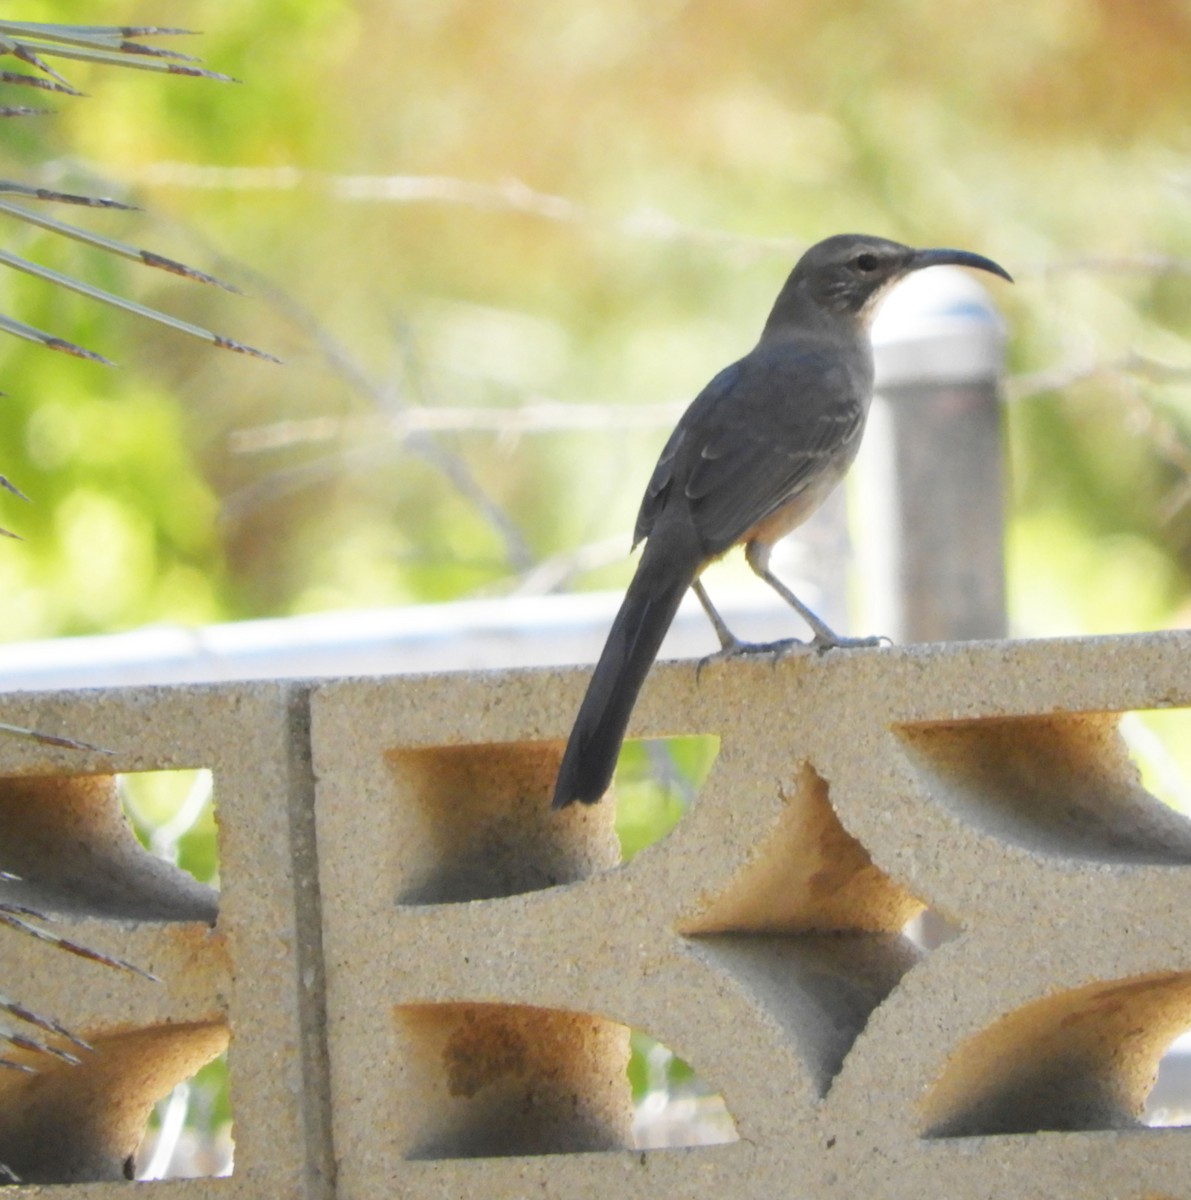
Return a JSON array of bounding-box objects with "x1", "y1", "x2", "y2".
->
[
  {"x1": 0, "y1": 24, "x2": 199, "y2": 61},
  {"x1": 0, "y1": 474, "x2": 28, "y2": 501},
  {"x1": 141, "y1": 250, "x2": 239, "y2": 291},
  {"x1": 0, "y1": 69, "x2": 78, "y2": 94},
  {"x1": 14, "y1": 36, "x2": 198, "y2": 67},
  {"x1": 0, "y1": 311, "x2": 112, "y2": 364},
  {"x1": 0, "y1": 996, "x2": 91, "y2": 1052},
  {"x1": 9, "y1": 40, "x2": 235, "y2": 83},
  {"x1": 0, "y1": 248, "x2": 277, "y2": 359},
  {"x1": 6, "y1": 44, "x2": 73, "y2": 89},
  {"x1": 0, "y1": 22, "x2": 196, "y2": 44},
  {"x1": 0, "y1": 719, "x2": 112, "y2": 751},
  {"x1": 2, "y1": 1029, "x2": 81, "y2": 1066},
  {"x1": 0, "y1": 911, "x2": 158, "y2": 981},
  {"x1": 112, "y1": 42, "x2": 201, "y2": 63},
  {"x1": 0, "y1": 180, "x2": 134, "y2": 209},
  {"x1": 212, "y1": 334, "x2": 280, "y2": 361},
  {"x1": 0, "y1": 198, "x2": 238, "y2": 290}
]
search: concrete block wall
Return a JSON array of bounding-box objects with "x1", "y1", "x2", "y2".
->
[
  {"x1": 1, "y1": 631, "x2": 1190, "y2": 1197},
  {"x1": 0, "y1": 684, "x2": 330, "y2": 1195}
]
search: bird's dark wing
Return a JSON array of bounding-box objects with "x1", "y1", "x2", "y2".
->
[
  {"x1": 632, "y1": 361, "x2": 743, "y2": 548},
  {"x1": 678, "y1": 346, "x2": 867, "y2": 554}
]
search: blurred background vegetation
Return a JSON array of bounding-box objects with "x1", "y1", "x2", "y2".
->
[
  {"x1": 6, "y1": 0, "x2": 1189, "y2": 868},
  {"x1": 5, "y1": 0, "x2": 1191, "y2": 1170},
  {"x1": 4, "y1": 0, "x2": 1190, "y2": 644}
]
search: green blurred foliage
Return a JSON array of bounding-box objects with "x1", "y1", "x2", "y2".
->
[
  {"x1": 615, "y1": 735, "x2": 719, "y2": 859},
  {"x1": 1133, "y1": 710, "x2": 1191, "y2": 816},
  {"x1": 0, "y1": 0, "x2": 1187, "y2": 643},
  {"x1": 185, "y1": 1054, "x2": 232, "y2": 1146},
  {"x1": 628, "y1": 1029, "x2": 697, "y2": 1102},
  {"x1": 121, "y1": 769, "x2": 219, "y2": 885}
]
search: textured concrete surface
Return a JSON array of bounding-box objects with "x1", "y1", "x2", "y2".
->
[
  {"x1": 314, "y1": 630, "x2": 1191, "y2": 1200},
  {"x1": 2, "y1": 631, "x2": 1190, "y2": 1197},
  {"x1": 0, "y1": 682, "x2": 331, "y2": 1196}
]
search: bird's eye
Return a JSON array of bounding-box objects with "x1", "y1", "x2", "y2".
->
[{"x1": 853, "y1": 253, "x2": 880, "y2": 272}]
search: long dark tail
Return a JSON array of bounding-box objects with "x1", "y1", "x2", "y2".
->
[{"x1": 552, "y1": 534, "x2": 699, "y2": 807}]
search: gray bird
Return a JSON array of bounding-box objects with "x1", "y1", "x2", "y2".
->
[{"x1": 553, "y1": 234, "x2": 1012, "y2": 808}]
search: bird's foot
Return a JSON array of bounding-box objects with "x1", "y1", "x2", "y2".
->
[
  {"x1": 810, "y1": 631, "x2": 891, "y2": 654},
  {"x1": 696, "y1": 635, "x2": 810, "y2": 679},
  {"x1": 696, "y1": 632, "x2": 889, "y2": 678},
  {"x1": 756, "y1": 637, "x2": 814, "y2": 663}
]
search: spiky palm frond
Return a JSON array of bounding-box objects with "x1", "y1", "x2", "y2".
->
[
  {"x1": 0, "y1": 906, "x2": 156, "y2": 983},
  {"x1": 0, "y1": 22, "x2": 277, "y2": 363},
  {"x1": 0, "y1": 22, "x2": 234, "y2": 87},
  {"x1": 0, "y1": 25, "x2": 242, "y2": 1114},
  {"x1": 0, "y1": 884, "x2": 157, "y2": 1099}
]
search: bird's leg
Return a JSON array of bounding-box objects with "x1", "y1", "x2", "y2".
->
[
  {"x1": 745, "y1": 542, "x2": 886, "y2": 652},
  {"x1": 693, "y1": 579, "x2": 750, "y2": 652},
  {"x1": 692, "y1": 578, "x2": 809, "y2": 677}
]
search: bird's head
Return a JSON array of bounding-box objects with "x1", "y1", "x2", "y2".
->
[{"x1": 772, "y1": 233, "x2": 1012, "y2": 331}]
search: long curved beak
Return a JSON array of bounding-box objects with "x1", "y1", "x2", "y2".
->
[{"x1": 910, "y1": 247, "x2": 1013, "y2": 284}]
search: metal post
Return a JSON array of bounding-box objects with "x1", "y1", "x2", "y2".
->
[{"x1": 855, "y1": 266, "x2": 1009, "y2": 643}]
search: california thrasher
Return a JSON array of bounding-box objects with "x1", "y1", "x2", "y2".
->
[{"x1": 552, "y1": 233, "x2": 1011, "y2": 808}]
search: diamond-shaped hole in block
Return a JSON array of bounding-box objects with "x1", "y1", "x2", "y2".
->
[
  {"x1": 921, "y1": 971, "x2": 1191, "y2": 1137},
  {"x1": 394, "y1": 1003, "x2": 738, "y2": 1157},
  {"x1": 675, "y1": 762, "x2": 932, "y2": 1093},
  {"x1": 686, "y1": 932, "x2": 924, "y2": 1100},
  {"x1": 0, "y1": 1020, "x2": 228, "y2": 1184},
  {"x1": 682, "y1": 763, "x2": 926, "y2": 936},
  {"x1": 389, "y1": 736, "x2": 717, "y2": 903},
  {"x1": 896, "y1": 712, "x2": 1191, "y2": 866},
  {"x1": 0, "y1": 771, "x2": 218, "y2": 922}
]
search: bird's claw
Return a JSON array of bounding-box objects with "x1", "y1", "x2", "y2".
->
[{"x1": 696, "y1": 643, "x2": 744, "y2": 681}]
